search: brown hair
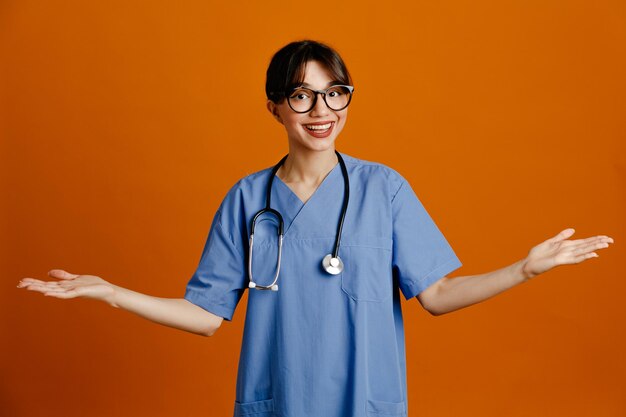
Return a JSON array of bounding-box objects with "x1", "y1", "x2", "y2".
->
[{"x1": 265, "y1": 40, "x2": 353, "y2": 103}]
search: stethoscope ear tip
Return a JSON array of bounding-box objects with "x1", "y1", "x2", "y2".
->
[
  {"x1": 248, "y1": 281, "x2": 257, "y2": 289},
  {"x1": 271, "y1": 285, "x2": 279, "y2": 291}
]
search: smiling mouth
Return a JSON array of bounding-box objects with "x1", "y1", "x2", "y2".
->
[{"x1": 304, "y1": 122, "x2": 334, "y2": 132}]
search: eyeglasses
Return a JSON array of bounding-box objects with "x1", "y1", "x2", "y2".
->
[{"x1": 278, "y1": 85, "x2": 355, "y2": 113}]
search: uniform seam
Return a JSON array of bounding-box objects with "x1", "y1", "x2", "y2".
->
[
  {"x1": 412, "y1": 258, "x2": 460, "y2": 287},
  {"x1": 184, "y1": 290, "x2": 235, "y2": 320},
  {"x1": 216, "y1": 210, "x2": 245, "y2": 259},
  {"x1": 391, "y1": 180, "x2": 406, "y2": 204}
]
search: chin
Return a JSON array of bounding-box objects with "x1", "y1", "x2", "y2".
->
[
  {"x1": 288, "y1": 134, "x2": 338, "y2": 154},
  {"x1": 301, "y1": 138, "x2": 338, "y2": 153}
]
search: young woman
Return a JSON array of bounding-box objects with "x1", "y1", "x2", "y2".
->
[{"x1": 18, "y1": 40, "x2": 614, "y2": 417}]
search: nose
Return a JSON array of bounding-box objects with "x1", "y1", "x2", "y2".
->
[{"x1": 310, "y1": 92, "x2": 330, "y2": 117}]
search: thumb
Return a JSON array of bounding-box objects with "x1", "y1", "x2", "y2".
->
[
  {"x1": 549, "y1": 228, "x2": 575, "y2": 243},
  {"x1": 48, "y1": 269, "x2": 79, "y2": 280}
]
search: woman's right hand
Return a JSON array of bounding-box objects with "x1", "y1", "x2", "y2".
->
[
  {"x1": 18, "y1": 270, "x2": 222, "y2": 336},
  {"x1": 18, "y1": 270, "x2": 117, "y2": 306}
]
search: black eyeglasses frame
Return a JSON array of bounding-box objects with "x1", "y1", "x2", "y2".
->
[{"x1": 270, "y1": 85, "x2": 355, "y2": 113}]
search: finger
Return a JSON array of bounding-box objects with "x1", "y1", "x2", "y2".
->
[
  {"x1": 557, "y1": 235, "x2": 614, "y2": 249},
  {"x1": 548, "y1": 228, "x2": 575, "y2": 243},
  {"x1": 40, "y1": 287, "x2": 71, "y2": 294},
  {"x1": 573, "y1": 235, "x2": 614, "y2": 245},
  {"x1": 22, "y1": 278, "x2": 71, "y2": 286},
  {"x1": 43, "y1": 289, "x2": 80, "y2": 299},
  {"x1": 18, "y1": 278, "x2": 45, "y2": 287},
  {"x1": 48, "y1": 270, "x2": 79, "y2": 280},
  {"x1": 571, "y1": 251, "x2": 599, "y2": 264},
  {"x1": 18, "y1": 279, "x2": 60, "y2": 288},
  {"x1": 569, "y1": 240, "x2": 610, "y2": 256},
  {"x1": 24, "y1": 284, "x2": 64, "y2": 294},
  {"x1": 26, "y1": 284, "x2": 80, "y2": 298}
]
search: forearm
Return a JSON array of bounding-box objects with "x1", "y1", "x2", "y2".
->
[
  {"x1": 427, "y1": 259, "x2": 530, "y2": 316},
  {"x1": 110, "y1": 285, "x2": 222, "y2": 337}
]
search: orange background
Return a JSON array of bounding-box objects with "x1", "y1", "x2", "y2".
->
[{"x1": 2, "y1": 1, "x2": 625, "y2": 416}]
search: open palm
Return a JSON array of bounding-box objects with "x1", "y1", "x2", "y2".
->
[
  {"x1": 18, "y1": 270, "x2": 115, "y2": 304},
  {"x1": 522, "y1": 228, "x2": 614, "y2": 279}
]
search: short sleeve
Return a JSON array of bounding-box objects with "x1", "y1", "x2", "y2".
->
[
  {"x1": 392, "y1": 180, "x2": 462, "y2": 300},
  {"x1": 184, "y1": 209, "x2": 247, "y2": 321}
]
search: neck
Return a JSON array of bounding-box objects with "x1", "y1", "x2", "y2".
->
[{"x1": 278, "y1": 148, "x2": 338, "y2": 185}]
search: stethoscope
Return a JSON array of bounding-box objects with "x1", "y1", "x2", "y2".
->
[{"x1": 248, "y1": 151, "x2": 350, "y2": 291}]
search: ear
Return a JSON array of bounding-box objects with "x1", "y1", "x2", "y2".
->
[{"x1": 266, "y1": 100, "x2": 283, "y2": 124}]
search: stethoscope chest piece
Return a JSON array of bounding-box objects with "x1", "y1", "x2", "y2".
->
[{"x1": 322, "y1": 254, "x2": 344, "y2": 275}]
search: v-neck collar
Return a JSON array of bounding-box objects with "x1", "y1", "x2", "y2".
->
[
  {"x1": 271, "y1": 159, "x2": 343, "y2": 237},
  {"x1": 273, "y1": 159, "x2": 341, "y2": 206}
]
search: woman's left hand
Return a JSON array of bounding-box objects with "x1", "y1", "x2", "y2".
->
[{"x1": 521, "y1": 228, "x2": 614, "y2": 280}]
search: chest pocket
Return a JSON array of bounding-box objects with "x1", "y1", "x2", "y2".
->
[{"x1": 340, "y1": 236, "x2": 393, "y2": 302}]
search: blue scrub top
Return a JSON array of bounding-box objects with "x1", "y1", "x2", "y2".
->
[{"x1": 184, "y1": 153, "x2": 462, "y2": 417}]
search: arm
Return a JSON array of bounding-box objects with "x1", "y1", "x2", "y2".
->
[
  {"x1": 417, "y1": 228, "x2": 614, "y2": 316},
  {"x1": 417, "y1": 260, "x2": 526, "y2": 316},
  {"x1": 110, "y1": 286, "x2": 223, "y2": 337},
  {"x1": 18, "y1": 270, "x2": 223, "y2": 337}
]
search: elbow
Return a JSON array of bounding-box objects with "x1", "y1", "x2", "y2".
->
[
  {"x1": 202, "y1": 325, "x2": 219, "y2": 337},
  {"x1": 423, "y1": 303, "x2": 443, "y2": 316},
  {"x1": 182, "y1": 299, "x2": 225, "y2": 337},
  {"x1": 420, "y1": 296, "x2": 447, "y2": 316},
  {"x1": 427, "y1": 307, "x2": 446, "y2": 317},
  {"x1": 418, "y1": 293, "x2": 446, "y2": 317},
  {"x1": 418, "y1": 278, "x2": 450, "y2": 317},
  {"x1": 201, "y1": 326, "x2": 218, "y2": 337},
  {"x1": 202, "y1": 317, "x2": 224, "y2": 337}
]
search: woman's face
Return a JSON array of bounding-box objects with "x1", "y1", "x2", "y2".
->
[{"x1": 267, "y1": 60, "x2": 348, "y2": 154}]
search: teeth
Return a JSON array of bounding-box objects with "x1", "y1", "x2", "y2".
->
[{"x1": 305, "y1": 122, "x2": 332, "y2": 131}]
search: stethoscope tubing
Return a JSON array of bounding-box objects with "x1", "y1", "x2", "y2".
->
[
  {"x1": 248, "y1": 150, "x2": 349, "y2": 290},
  {"x1": 333, "y1": 152, "x2": 350, "y2": 258}
]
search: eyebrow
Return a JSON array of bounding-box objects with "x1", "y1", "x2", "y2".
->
[{"x1": 299, "y1": 81, "x2": 341, "y2": 89}]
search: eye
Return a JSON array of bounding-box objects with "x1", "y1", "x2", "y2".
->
[
  {"x1": 327, "y1": 87, "x2": 345, "y2": 97},
  {"x1": 290, "y1": 89, "x2": 311, "y2": 101}
]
